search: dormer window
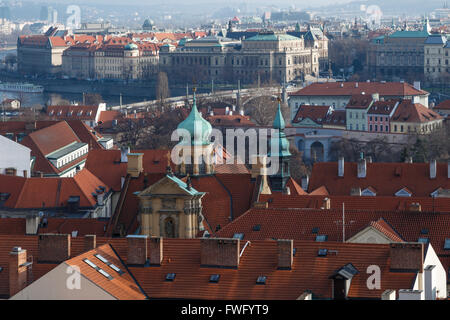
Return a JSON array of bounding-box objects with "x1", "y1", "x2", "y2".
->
[
  {"x1": 361, "y1": 187, "x2": 376, "y2": 196},
  {"x1": 78, "y1": 111, "x2": 83, "y2": 116},
  {"x1": 395, "y1": 187, "x2": 412, "y2": 197}
]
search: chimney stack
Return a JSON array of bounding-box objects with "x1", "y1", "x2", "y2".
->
[
  {"x1": 447, "y1": 160, "x2": 450, "y2": 179},
  {"x1": 127, "y1": 235, "x2": 148, "y2": 265},
  {"x1": 84, "y1": 235, "x2": 96, "y2": 252},
  {"x1": 338, "y1": 157, "x2": 344, "y2": 177},
  {"x1": 322, "y1": 197, "x2": 331, "y2": 209},
  {"x1": 409, "y1": 202, "x2": 422, "y2": 212},
  {"x1": 25, "y1": 215, "x2": 39, "y2": 235},
  {"x1": 381, "y1": 290, "x2": 396, "y2": 300},
  {"x1": 357, "y1": 158, "x2": 367, "y2": 178},
  {"x1": 430, "y1": 159, "x2": 437, "y2": 179},
  {"x1": 301, "y1": 175, "x2": 309, "y2": 191},
  {"x1": 120, "y1": 146, "x2": 130, "y2": 163},
  {"x1": 200, "y1": 238, "x2": 240, "y2": 268},
  {"x1": 127, "y1": 153, "x2": 144, "y2": 178},
  {"x1": 149, "y1": 237, "x2": 163, "y2": 265},
  {"x1": 38, "y1": 234, "x2": 71, "y2": 263},
  {"x1": 398, "y1": 290, "x2": 424, "y2": 300},
  {"x1": 9, "y1": 247, "x2": 28, "y2": 297},
  {"x1": 390, "y1": 243, "x2": 424, "y2": 272},
  {"x1": 277, "y1": 239, "x2": 293, "y2": 270},
  {"x1": 371, "y1": 93, "x2": 379, "y2": 102},
  {"x1": 424, "y1": 265, "x2": 436, "y2": 300}
]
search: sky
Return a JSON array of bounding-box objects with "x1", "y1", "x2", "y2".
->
[{"x1": 28, "y1": 0, "x2": 354, "y2": 8}]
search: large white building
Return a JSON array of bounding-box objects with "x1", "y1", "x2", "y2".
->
[{"x1": 0, "y1": 134, "x2": 31, "y2": 177}]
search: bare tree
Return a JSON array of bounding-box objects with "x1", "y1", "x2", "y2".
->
[
  {"x1": 84, "y1": 93, "x2": 104, "y2": 106},
  {"x1": 244, "y1": 96, "x2": 290, "y2": 126},
  {"x1": 156, "y1": 71, "x2": 170, "y2": 108}
]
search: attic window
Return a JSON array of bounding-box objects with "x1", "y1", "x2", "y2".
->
[
  {"x1": 83, "y1": 258, "x2": 114, "y2": 280},
  {"x1": 98, "y1": 269, "x2": 113, "y2": 280},
  {"x1": 318, "y1": 249, "x2": 328, "y2": 257},
  {"x1": 418, "y1": 238, "x2": 429, "y2": 244},
  {"x1": 311, "y1": 227, "x2": 319, "y2": 234},
  {"x1": 256, "y1": 276, "x2": 267, "y2": 285},
  {"x1": 165, "y1": 273, "x2": 176, "y2": 281},
  {"x1": 420, "y1": 229, "x2": 429, "y2": 235},
  {"x1": 444, "y1": 239, "x2": 450, "y2": 250},
  {"x1": 395, "y1": 188, "x2": 412, "y2": 197},
  {"x1": 0, "y1": 267, "x2": 2, "y2": 272},
  {"x1": 293, "y1": 248, "x2": 297, "y2": 256},
  {"x1": 233, "y1": 233, "x2": 244, "y2": 240},
  {"x1": 252, "y1": 225, "x2": 261, "y2": 231},
  {"x1": 361, "y1": 188, "x2": 376, "y2": 196},
  {"x1": 315, "y1": 235, "x2": 328, "y2": 242},
  {"x1": 209, "y1": 274, "x2": 220, "y2": 283}
]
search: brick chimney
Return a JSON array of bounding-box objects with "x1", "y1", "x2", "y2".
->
[
  {"x1": 322, "y1": 197, "x2": 331, "y2": 209},
  {"x1": 448, "y1": 160, "x2": 450, "y2": 179},
  {"x1": 149, "y1": 237, "x2": 163, "y2": 265},
  {"x1": 84, "y1": 235, "x2": 96, "y2": 252},
  {"x1": 381, "y1": 289, "x2": 396, "y2": 300},
  {"x1": 9, "y1": 247, "x2": 27, "y2": 297},
  {"x1": 430, "y1": 159, "x2": 437, "y2": 179},
  {"x1": 25, "y1": 215, "x2": 39, "y2": 235},
  {"x1": 301, "y1": 175, "x2": 309, "y2": 191},
  {"x1": 127, "y1": 153, "x2": 144, "y2": 178},
  {"x1": 357, "y1": 158, "x2": 367, "y2": 178},
  {"x1": 424, "y1": 265, "x2": 436, "y2": 300},
  {"x1": 277, "y1": 239, "x2": 293, "y2": 270},
  {"x1": 120, "y1": 146, "x2": 130, "y2": 163},
  {"x1": 38, "y1": 234, "x2": 71, "y2": 263},
  {"x1": 200, "y1": 238, "x2": 240, "y2": 269},
  {"x1": 338, "y1": 157, "x2": 344, "y2": 177},
  {"x1": 390, "y1": 243, "x2": 424, "y2": 272},
  {"x1": 127, "y1": 235, "x2": 148, "y2": 265},
  {"x1": 409, "y1": 202, "x2": 421, "y2": 212}
]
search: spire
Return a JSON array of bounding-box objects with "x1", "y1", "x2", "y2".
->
[{"x1": 273, "y1": 98, "x2": 286, "y2": 130}]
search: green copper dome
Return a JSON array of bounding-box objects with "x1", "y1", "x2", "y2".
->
[
  {"x1": 124, "y1": 43, "x2": 138, "y2": 50},
  {"x1": 177, "y1": 92, "x2": 212, "y2": 146},
  {"x1": 270, "y1": 102, "x2": 291, "y2": 157}
]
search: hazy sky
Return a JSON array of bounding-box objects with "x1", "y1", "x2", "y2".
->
[{"x1": 29, "y1": 0, "x2": 354, "y2": 8}]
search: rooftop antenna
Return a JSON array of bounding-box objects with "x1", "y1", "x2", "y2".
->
[{"x1": 342, "y1": 202, "x2": 345, "y2": 242}]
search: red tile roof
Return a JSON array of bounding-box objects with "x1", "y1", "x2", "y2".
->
[
  {"x1": 308, "y1": 162, "x2": 450, "y2": 197},
  {"x1": 289, "y1": 82, "x2": 428, "y2": 97},
  {"x1": 47, "y1": 105, "x2": 99, "y2": 121},
  {"x1": 20, "y1": 121, "x2": 80, "y2": 156},
  {"x1": 391, "y1": 100, "x2": 443, "y2": 123},
  {"x1": 127, "y1": 239, "x2": 416, "y2": 300},
  {"x1": 435, "y1": 99, "x2": 450, "y2": 110},
  {"x1": 346, "y1": 94, "x2": 374, "y2": 109},
  {"x1": 64, "y1": 244, "x2": 147, "y2": 300},
  {"x1": 215, "y1": 207, "x2": 450, "y2": 263},
  {"x1": 368, "y1": 218, "x2": 405, "y2": 242},
  {"x1": 0, "y1": 169, "x2": 109, "y2": 209},
  {"x1": 368, "y1": 99, "x2": 399, "y2": 115},
  {"x1": 85, "y1": 149, "x2": 127, "y2": 191},
  {"x1": 292, "y1": 105, "x2": 330, "y2": 124},
  {"x1": 0, "y1": 235, "x2": 418, "y2": 299}
]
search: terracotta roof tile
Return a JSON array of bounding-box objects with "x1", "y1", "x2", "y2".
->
[
  {"x1": 308, "y1": 162, "x2": 450, "y2": 197},
  {"x1": 290, "y1": 82, "x2": 428, "y2": 97}
]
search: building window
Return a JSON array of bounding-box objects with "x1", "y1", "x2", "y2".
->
[
  {"x1": 394, "y1": 125, "x2": 397, "y2": 132},
  {"x1": 370, "y1": 124, "x2": 372, "y2": 131}
]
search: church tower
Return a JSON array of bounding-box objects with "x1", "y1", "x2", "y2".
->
[
  {"x1": 175, "y1": 88, "x2": 215, "y2": 176},
  {"x1": 268, "y1": 100, "x2": 291, "y2": 192}
]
